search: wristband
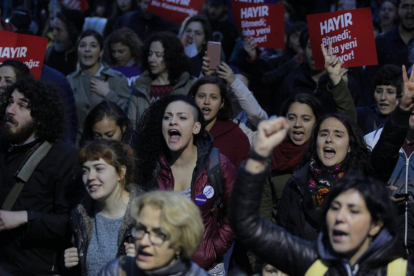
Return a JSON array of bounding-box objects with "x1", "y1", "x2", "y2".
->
[{"x1": 249, "y1": 148, "x2": 268, "y2": 161}]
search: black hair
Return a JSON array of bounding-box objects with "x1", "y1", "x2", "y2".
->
[
  {"x1": 373, "y1": 64, "x2": 403, "y2": 98},
  {"x1": 182, "y1": 14, "x2": 212, "y2": 56},
  {"x1": 0, "y1": 59, "x2": 32, "y2": 80},
  {"x1": 140, "y1": 31, "x2": 191, "y2": 85},
  {"x1": 1, "y1": 78, "x2": 65, "y2": 142},
  {"x1": 136, "y1": 94, "x2": 205, "y2": 189},
  {"x1": 320, "y1": 175, "x2": 396, "y2": 234},
  {"x1": 280, "y1": 93, "x2": 323, "y2": 120},
  {"x1": 188, "y1": 76, "x2": 233, "y2": 121},
  {"x1": 78, "y1": 29, "x2": 104, "y2": 50},
  {"x1": 80, "y1": 101, "x2": 135, "y2": 147},
  {"x1": 303, "y1": 113, "x2": 371, "y2": 169},
  {"x1": 299, "y1": 27, "x2": 309, "y2": 52}
]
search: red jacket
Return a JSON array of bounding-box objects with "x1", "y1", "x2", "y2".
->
[
  {"x1": 209, "y1": 120, "x2": 250, "y2": 169},
  {"x1": 157, "y1": 134, "x2": 236, "y2": 270}
]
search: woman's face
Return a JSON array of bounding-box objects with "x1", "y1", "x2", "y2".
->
[
  {"x1": 78, "y1": 35, "x2": 103, "y2": 68},
  {"x1": 82, "y1": 158, "x2": 123, "y2": 203},
  {"x1": 180, "y1": 21, "x2": 206, "y2": 54},
  {"x1": 374, "y1": 85, "x2": 398, "y2": 115},
  {"x1": 194, "y1": 83, "x2": 224, "y2": 123},
  {"x1": 326, "y1": 189, "x2": 381, "y2": 260},
  {"x1": 135, "y1": 204, "x2": 176, "y2": 271},
  {"x1": 111, "y1": 42, "x2": 133, "y2": 67},
  {"x1": 0, "y1": 66, "x2": 17, "y2": 93},
  {"x1": 117, "y1": 0, "x2": 132, "y2": 12},
  {"x1": 148, "y1": 41, "x2": 167, "y2": 76},
  {"x1": 379, "y1": 1, "x2": 398, "y2": 26},
  {"x1": 316, "y1": 117, "x2": 350, "y2": 167},
  {"x1": 286, "y1": 102, "x2": 316, "y2": 146},
  {"x1": 92, "y1": 117, "x2": 125, "y2": 141},
  {"x1": 288, "y1": 31, "x2": 301, "y2": 54},
  {"x1": 162, "y1": 101, "x2": 200, "y2": 152}
]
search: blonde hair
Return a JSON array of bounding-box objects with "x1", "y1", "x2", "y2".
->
[{"x1": 132, "y1": 191, "x2": 204, "y2": 259}]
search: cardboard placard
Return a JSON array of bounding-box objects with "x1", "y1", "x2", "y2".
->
[
  {"x1": 231, "y1": 1, "x2": 284, "y2": 48},
  {"x1": 147, "y1": 0, "x2": 204, "y2": 25},
  {"x1": 0, "y1": 31, "x2": 48, "y2": 79},
  {"x1": 307, "y1": 8, "x2": 377, "y2": 70}
]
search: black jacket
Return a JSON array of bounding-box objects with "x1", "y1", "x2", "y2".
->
[
  {"x1": 276, "y1": 106, "x2": 411, "y2": 241},
  {"x1": 66, "y1": 186, "x2": 144, "y2": 276},
  {"x1": 0, "y1": 139, "x2": 83, "y2": 276},
  {"x1": 230, "y1": 163, "x2": 413, "y2": 276}
]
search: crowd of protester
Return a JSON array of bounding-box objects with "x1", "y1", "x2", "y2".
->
[{"x1": 1, "y1": 0, "x2": 414, "y2": 275}]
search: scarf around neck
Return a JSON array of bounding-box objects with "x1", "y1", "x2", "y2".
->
[{"x1": 271, "y1": 138, "x2": 309, "y2": 173}]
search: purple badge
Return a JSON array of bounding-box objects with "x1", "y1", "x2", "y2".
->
[{"x1": 195, "y1": 193, "x2": 207, "y2": 206}]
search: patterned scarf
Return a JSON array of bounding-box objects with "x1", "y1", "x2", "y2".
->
[{"x1": 306, "y1": 157, "x2": 350, "y2": 208}]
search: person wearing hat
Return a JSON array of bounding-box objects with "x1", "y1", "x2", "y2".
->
[{"x1": 45, "y1": 7, "x2": 85, "y2": 76}]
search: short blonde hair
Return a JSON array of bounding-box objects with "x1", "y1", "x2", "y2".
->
[{"x1": 132, "y1": 191, "x2": 204, "y2": 259}]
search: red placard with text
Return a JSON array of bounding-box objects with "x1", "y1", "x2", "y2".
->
[
  {"x1": 0, "y1": 31, "x2": 48, "y2": 79},
  {"x1": 307, "y1": 8, "x2": 377, "y2": 70},
  {"x1": 232, "y1": 1, "x2": 284, "y2": 48},
  {"x1": 147, "y1": 0, "x2": 204, "y2": 25}
]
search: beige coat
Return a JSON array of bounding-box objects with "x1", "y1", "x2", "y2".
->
[{"x1": 67, "y1": 66, "x2": 130, "y2": 143}]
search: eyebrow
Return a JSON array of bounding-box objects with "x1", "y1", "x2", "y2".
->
[
  {"x1": 319, "y1": 129, "x2": 345, "y2": 134},
  {"x1": 164, "y1": 112, "x2": 189, "y2": 115}
]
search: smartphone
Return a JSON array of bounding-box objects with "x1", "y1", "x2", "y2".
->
[
  {"x1": 394, "y1": 193, "x2": 410, "y2": 199},
  {"x1": 207, "y1": 41, "x2": 221, "y2": 70}
]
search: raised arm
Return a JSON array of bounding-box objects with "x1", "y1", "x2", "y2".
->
[
  {"x1": 321, "y1": 42, "x2": 357, "y2": 121},
  {"x1": 229, "y1": 118, "x2": 318, "y2": 276}
]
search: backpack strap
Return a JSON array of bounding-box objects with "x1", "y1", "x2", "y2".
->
[
  {"x1": 387, "y1": 258, "x2": 407, "y2": 276},
  {"x1": 2, "y1": 141, "x2": 52, "y2": 210},
  {"x1": 207, "y1": 148, "x2": 224, "y2": 226},
  {"x1": 305, "y1": 259, "x2": 329, "y2": 276}
]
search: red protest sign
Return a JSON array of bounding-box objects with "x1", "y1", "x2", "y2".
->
[
  {"x1": 307, "y1": 8, "x2": 377, "y2": 70},
  {"x1": 147, "y1": 0, "x2": 204, "y2": 25},
  {"x1": 232, "y1": 1, "x2": 284, "y2": 48},
  {"x1": 0, "y1": 31, "x2": 48, "y2": 79}
]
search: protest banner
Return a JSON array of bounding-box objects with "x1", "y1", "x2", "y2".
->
[
  {"x1": 147, "y1": 0, "x2": 204, "y2": 25},
  {"x1": 307, "y1": 8, "x2": 377, "y2": 70},
  {"x1": 0, "y1": 31, "x2": 48, "y2": 79},
  {"x1": 231, "y1": 0, "x2": 284, "y2": 48}
]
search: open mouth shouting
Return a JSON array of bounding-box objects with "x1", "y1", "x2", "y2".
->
[
  {"x1": 201, "y1": 107, "x2": 211, "y2": 116},
  {"x1": 323, "y1": 147, "x2": 336, "y2": 159},
  {"x1": 137, "y1": 248, "x2": 154, "y2": 262},
  {"x1": 168, "y1": 129, "x2": 181, "y2": 143},
  {"x1": 331, "y1": 229, "x2": 348, "y2": 242},
  {"x1": 292, "y1": 130, "x2": 304, "y2": 142}
]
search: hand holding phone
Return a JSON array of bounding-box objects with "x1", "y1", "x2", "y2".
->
[{"x1": 207, "y1": 41, "x2": 221, "y2": 70}]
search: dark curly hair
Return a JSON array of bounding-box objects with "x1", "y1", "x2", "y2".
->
[
  {"x1": 0, "y1": 78, "x2": 65, "y2": 142},
  {"x1": 78, "y1": 139, "x2": 136, "y2": 192},
  {"x1": 105, "y1": 28, "x2": 143, "y2": 66},
  {"x1": 188, "y1": 76, "x2": 233, "y2": 121},
  {"x1": 373, "y1": 64, "x2": 403, "y2": 98},
  {"x1": 0, "y1": 59, "x2": 32, "y2": 80},
  {"x1": 136, "y1": 94, "x2": 205, "y2": 190},
  {"x1": 303, "y1": 113, "x2": 371, "y2": 169},
  {"x1": 80, "y1": 101, "x2": 135, "y2": 147},
  {"x1": 320, "y1": 175, "x2": 396, "y2": 234},
  {"x1": 140, "y1": 31, "x2": 191, "y2": 85}
]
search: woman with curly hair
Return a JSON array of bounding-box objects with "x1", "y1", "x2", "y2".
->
[
  {"x1": 277, "y1": 83, "x2": 412, "y2": 241},
  {"x1": 127, "y1": 31, "x2": 195, "y2": 129},
  {"x1": 67, "y1": 29, "x2": 130, "y2": 144},
  {"x1": 135, "y1": 94, "x2": 236, "y2": 275},
  {"x1": 105, "y1": 28, "x2": 142, "y2": 67}
]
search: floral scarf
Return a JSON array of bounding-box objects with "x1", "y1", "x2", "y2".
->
[{"x1": 306, "y1": 157, "x2": 350, "y2": 208}]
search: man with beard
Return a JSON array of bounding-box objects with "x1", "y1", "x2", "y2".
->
[
  {"x1": 45, "y1": 7, "x2": 84, "y2": 76},
  {"x1": 0, "y1": 79, "x2": 83, "y2": 275}
]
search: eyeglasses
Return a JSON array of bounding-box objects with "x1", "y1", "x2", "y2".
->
[{"x1": 132, "y1": 226, "x2": 167, "y2": 246}]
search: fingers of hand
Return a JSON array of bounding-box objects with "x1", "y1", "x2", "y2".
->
[
  {"x1": 403, "y1": 65, "x2": 409, "y2": 83},
  {"x1": 259, "y1": 117, "x2": 289, "y2": 137}
]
